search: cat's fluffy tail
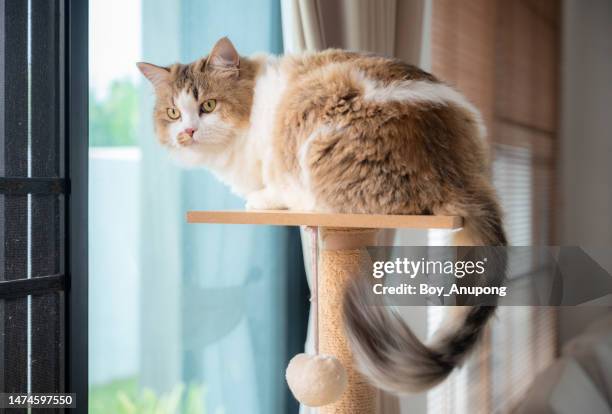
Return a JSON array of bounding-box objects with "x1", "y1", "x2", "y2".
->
[{"x1": 343, "y1": 205, "x2": 506, "y2": 393}]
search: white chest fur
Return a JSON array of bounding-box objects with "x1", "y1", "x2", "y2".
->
[{"x1": 247, "y1": 56, "x2": 287, "y2": 181}]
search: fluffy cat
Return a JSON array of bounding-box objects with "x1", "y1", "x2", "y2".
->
[{"x1": 138, "y1": 37, "x2": 507, "y2": 394}]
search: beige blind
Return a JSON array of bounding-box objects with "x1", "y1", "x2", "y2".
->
[
  {"x1": 493, "y1": 143, "x2": 534, "y2": 277},
  {"x1": 427, "y1": 0, "x2": 560, "y2": 412}
]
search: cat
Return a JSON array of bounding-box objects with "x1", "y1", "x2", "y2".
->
[{"x1": 138, "y1": 36, "x2": 507, "y2": 394}]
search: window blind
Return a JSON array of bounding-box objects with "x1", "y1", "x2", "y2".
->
[{"x1": 427, "y1": 0, "x2": 560, "y2": 412}]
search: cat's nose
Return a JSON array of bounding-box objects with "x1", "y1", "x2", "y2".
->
[{"x1": 184, "y1": 128, "x2": 196, "y2": 137}]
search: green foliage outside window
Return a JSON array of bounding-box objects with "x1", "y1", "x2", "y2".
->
[
  {"x1": 90, "y1": 377, "x2": 207, "y2": 414},
  {"x1": 89, "y1": 78, "x2": 139, "y2": 147}
]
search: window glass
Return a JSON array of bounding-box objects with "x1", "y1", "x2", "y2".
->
[{"x1": 88, "y1": 1, "x2": 301, "y2": 413}]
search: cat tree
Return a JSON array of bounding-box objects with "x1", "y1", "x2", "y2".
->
[{"x1": 187, "y1": 210, "x2": 462, "y2": 413}]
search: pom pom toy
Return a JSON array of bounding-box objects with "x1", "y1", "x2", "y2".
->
[{"x1": 286, "y1": 353, "x2": 348, "y2": 407}]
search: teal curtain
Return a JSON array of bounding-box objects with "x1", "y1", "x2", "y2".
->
[{"x1": 140, "y1": 1, "x2": 306, "y2": 413}]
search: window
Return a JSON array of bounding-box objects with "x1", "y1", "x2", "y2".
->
[{"x1": 88, "y1": 1, "x2": 307, "y2": 413}]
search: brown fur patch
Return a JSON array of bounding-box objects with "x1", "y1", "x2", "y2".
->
[
  {"x1": 272, "y1": 52, "x2": 440, "y2": 174},
  {"x1": 302, "y1": 102, "x2": 482, "y2": 213},
  {"x1": 282, "y1": 50, "x2": 438, "y2": 83}
]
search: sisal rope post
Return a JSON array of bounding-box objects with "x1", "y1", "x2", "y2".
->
[{"x1": 317, "y1": 227, "x2": 380, "y2": 414}]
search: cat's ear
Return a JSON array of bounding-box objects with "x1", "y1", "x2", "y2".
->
[
  {"x1": 137, "y1": 62, "x2": 170, "y2": 88},
  {"x1": 207, "y1": 37, "x2": 240, "y2": 71}
]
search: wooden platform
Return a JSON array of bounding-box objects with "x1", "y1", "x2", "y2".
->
[{"x1": 186, "y1": 210, "x2": 462, "y2": 229}]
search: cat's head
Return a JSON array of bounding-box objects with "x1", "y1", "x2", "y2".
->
[{"x1": 137, "y1": 37, "x2": 256, "y2": 164}]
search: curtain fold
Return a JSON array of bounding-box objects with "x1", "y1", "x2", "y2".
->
[
  {"x1": 281, "y1": 0, "x2": 399, "y2": 55},
  {"x1": 281, "y1": 0, "x2": 325, "y2": 52}
]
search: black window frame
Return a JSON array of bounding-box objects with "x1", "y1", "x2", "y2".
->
[
  {"x1": 0, "y1": 0, "x2": 88, "y2": 412},
  {"x1": 66, "y1": 0, "x2": 88, "y2": 412}
]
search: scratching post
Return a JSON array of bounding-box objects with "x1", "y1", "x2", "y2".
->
[{"x1": 318, "y1": 228, "x2": 379, "y2": 413}]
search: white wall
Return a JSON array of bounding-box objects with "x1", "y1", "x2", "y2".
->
[
  {"x1": 558, "y1": 0, "x2": 612, "y2": 345},
  {"x1": 560, "y1": 0, "x2": 612, "y2": 253}
]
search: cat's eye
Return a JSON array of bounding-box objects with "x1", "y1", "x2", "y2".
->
[
  {"x1": 167, "y1": 107, "x2": 181, "y2": 120},
  {"x1": 201, "y1": 99, "x2": 216, "y2": 113}
]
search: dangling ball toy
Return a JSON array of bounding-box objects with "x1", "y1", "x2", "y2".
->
[
  {"x1": 285, "y1": 227, "x2": 347, "y2": 407},
  {"x1": 286, "y1": 353, "x2": 347, "y2": 407}
]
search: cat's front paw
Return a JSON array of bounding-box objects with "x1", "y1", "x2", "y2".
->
[
  {"x1": 246, "y1": 190, "x2": 287, "y2": 210},
  {"x1": 176, "y1": 132, "x2": 193, "y2": 146}
]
